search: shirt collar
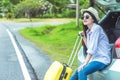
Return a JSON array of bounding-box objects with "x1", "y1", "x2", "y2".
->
[{"x1": 86, "y1": 23, "x2": 97, "y2": 34}]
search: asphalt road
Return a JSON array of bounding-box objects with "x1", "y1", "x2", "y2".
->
[
  {"x1": 0, "y1": 21, "x2": 67, "y2": 80},
  {"x1": 0, "y1": 23, "x2": 25, "y2": 80}
]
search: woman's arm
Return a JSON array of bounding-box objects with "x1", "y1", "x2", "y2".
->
[
  {"x1": 84, "y1": 53, "x2": 92, "y2": 64},
  {"x1": 82, "y1": 37, "x2": 87, "y2": 48},
  {"x1": 78, "y1": 53, "x2": 92, "y2": 71}
]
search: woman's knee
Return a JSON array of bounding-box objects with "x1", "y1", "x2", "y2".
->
[
  {"x1": 79, "y1": 69, "x2": 87, "y2": 75},
  {"x1": 70, "y1": 70, "x2": 78, "y2": 80}
]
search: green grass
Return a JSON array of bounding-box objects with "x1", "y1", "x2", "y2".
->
[
  {"x1": 19, "y1": 21, "x2": 83, "y2": 69},
  {"x1": 0, "y1": 18, "x2": 74, "y2": 22},
  {"x1": 13, "y1": 18, "x2": 74, "y2": 22}
]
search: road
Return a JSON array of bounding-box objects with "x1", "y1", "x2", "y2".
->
[
  {"x1": 0, "y1": 23, "x2": 28, "y2": 80},
  {"x1": 0, "y1": 21, "x2": 67, "y2": 80}
]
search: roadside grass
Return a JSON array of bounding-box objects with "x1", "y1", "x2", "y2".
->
[
  {"x1": 0, "y1": 18, "x2": 10, "y2": 22},
  {"x1": 0, "y1": 18, "x2": 75, "y2": 22},
  {"x1": 14, "y1": 18, "x2": 74, "y2": 22},
  {"x1": 19, "y1": 21, "x2": 82, "y2": 69},
  {"x1": 0, "y1": 18, "x2": 74, "y2": 22}
]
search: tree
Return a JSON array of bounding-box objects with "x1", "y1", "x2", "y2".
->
[
  {"x1": 14, "y1": 0, "x2": 51, "y2": 18},
  {"x1": 0, "y1": 0, "x2": 13, "y2": 18},
  {"x1": 0, "y1": 0, "x2": 22, "y2": 18},
  {"x1": 9, "y1": 0, "x2": 20, "y2": 5},
  {"x1": 45, "y1": 0, "x2": 70, "y2": 17}
]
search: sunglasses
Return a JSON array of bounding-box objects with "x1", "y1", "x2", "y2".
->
[{"x1": 81, "y1": 15, "x2": 90, "y2": 20}]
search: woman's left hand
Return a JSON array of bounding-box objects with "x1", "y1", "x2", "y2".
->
[{"x1": 78, "y1": 63, "x2": 87, "y2": 72}]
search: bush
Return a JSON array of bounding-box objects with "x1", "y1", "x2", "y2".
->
[
  {"x1": 6, "y1": 13, "x2": 13, "y2": 19},
  {"x1": 62, "y1": 8, "x2": 76, "y2": 18},
  {"x1": 0, "y1": 14, "x2": 3, "y2": 18},
  {"x1": 42, "y1": 13, "x2": 54, "y2": 18},
  {"x1": 56, "y1": 14, "x2": 63, "y2": 18}
]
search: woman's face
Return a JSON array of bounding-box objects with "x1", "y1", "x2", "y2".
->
[{"x1": 82, "y1": 12, "x2": 94, "y2": 27}]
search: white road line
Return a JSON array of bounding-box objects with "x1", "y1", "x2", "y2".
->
[{"x1": 6, "y1": 29, "x2": 31, "y2": 80}]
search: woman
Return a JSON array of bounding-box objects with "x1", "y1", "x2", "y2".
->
[{"x1": 70, "y1": 7, "x2": 111, "y2": 80}]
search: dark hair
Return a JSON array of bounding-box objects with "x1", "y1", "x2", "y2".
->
[{"x1": 82, "y1": 11, "x2": 98, "y2": 37}]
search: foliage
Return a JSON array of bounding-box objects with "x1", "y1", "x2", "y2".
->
[
  {"x1": 0, "y1": 14, "x2": 3, "y2": 18},
  {"x1": 0, "y1": 0, "x2": 90, "y2": 18},
  {"x1": 9, "y1": 0, "x2": 20, "y2": 5},
  {"x1": 0, "y1": 0, "x2": 20, "y2": 18},
  {"x1": 14, "y1": 0, "x2": 51, "y2": 18},
  {"x1": 62, "y1": 8, "x2": 76, "y2": 18},
  {"x1": 45, "y1": 0, "x2": 69, "y2": 13},
  {"x1": 1, "y1": 0, "x2": 13, "y2": 13},
  {"x1": 80, "y1": 0, "x2": 89, "y2": 9},
  {"x1": 42, "y1": 13, "x2": 54, "y2": 18},
  {"x1": 42, "y1": 0, "x2": 89, "y2": 18},
  {"x1": 6, "y1": 12, "x2": 12, "y2": 19}
]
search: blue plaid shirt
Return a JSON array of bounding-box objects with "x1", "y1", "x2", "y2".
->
[{"x1": 86, "y1": 23, "x2": 111, "y2": 65}]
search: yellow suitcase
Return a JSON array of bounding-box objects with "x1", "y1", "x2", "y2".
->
[
  {"x1": 44, "y1": 61, "x2": 72, "y2": 80},
  {"x1": 44, "y1": 36, "x2": 82, "y2": 80}
]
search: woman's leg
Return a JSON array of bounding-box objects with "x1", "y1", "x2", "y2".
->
[
  {"x1": 70, "y1": 69, "x2": 78, "y2": 80},
  {"x1": 78, "y1": 61, "x2": 106, "y2": 80}
]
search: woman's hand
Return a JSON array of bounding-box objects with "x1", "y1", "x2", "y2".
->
[
  {"x1": 78, "y1": 31, "x2": 85, "y2": 37},
  {"x1": 78, "y1": 53, "x2": 92, "y2": 72},
  {"x1": 78, "y1": 63, "x2": 87, "y2": 72},
  {"x1": 78, "y1": 31, "x2": 87, "y2": 48}
]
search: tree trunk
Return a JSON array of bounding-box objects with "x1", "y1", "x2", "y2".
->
[{"x1": 89, "y1": 0, "x2": 95, "y2": 7}]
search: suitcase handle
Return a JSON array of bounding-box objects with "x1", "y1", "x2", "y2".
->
[{"x1": 67, "y1": 35, "x2": 82, "y2": 67}]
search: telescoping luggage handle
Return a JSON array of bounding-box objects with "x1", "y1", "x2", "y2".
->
[{"x1": 67, "y1": 35, "x2": 82, "y2": 68}]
